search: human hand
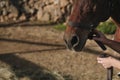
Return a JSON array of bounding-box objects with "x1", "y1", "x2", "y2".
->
[
  {"x1": 97, "y1": 56, "x2": 113, "y2": 69},
  {"x1": 92, "y1": 30, "x2": 107, "y2": 44}
]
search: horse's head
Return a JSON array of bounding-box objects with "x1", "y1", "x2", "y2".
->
[{"x1": 64, "y1": 0, "x2": 111, "y2": 51}]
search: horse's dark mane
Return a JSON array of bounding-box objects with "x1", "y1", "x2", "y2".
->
[
  {"x1": 69, "y1": 0, "x2": 114, "y2": 23},
  {"x1": 111, "y1": 0, "x2": 120, "y2": 23}
]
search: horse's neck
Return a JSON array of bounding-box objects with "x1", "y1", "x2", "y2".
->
[
  {"x1": 110, "y1": 0, "x2": 120, "y2": 41},
  {"x1": 111, "y1": 0, "x2": 120, "y2": 25},
  {"x1": 111, "y1": 16, "x2": 120, "y2": 42},
  {"x1": 111, "y1": 0, "x2": 120, "y2": 42},
  {"x1": 114, "y1": 27, "x2": 120, "y2": 42}
]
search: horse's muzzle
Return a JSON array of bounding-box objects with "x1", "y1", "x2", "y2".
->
[{"x1": 64, "y1": 34, "x2": 88, "y2": 51}]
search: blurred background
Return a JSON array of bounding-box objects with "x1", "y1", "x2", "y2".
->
[
  {"x1": 0, "y1": 0, "x2": 116, "y2": 34},
  {"x1": 0, "y1": 0, "x2": 119, "y2": 80},
  {"x1": 0, "y1": 0, "x2": 72, "y2": 23}
]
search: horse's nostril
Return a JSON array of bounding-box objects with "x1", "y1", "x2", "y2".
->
[
  {"x1": 64, "y1": 38, "x2": 72, "y2": 50},
  {"x1": 71, "y1": 35, "x2": 79, "y2": 47}
]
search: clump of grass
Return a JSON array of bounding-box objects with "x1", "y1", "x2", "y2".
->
[
  {"x1": 97, "y1": 21, "x2": 117, "y2": 34},
  {"x1": 54, "y1": 24, "x2": 66, "y2": 31}
]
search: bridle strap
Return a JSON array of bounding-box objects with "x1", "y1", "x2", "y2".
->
[{"x1": 68, "y1": 21, "x2": 97, "y2": 30}]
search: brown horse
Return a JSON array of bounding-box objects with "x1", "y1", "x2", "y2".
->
[{"x1": 64, "y1": 0, "x2": 120, "y2": 51}]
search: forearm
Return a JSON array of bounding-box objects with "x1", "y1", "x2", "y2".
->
[{"x1": 103, "y1": 39, "x2": 120, "y2": 53}]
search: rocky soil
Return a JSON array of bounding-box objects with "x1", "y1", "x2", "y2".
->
[
  {"x1": 0, "y1": 0, "x2": 73, "y2": 23},
  {"x1": 0, "y1": 24, "x2": 120, "y2": 80}
]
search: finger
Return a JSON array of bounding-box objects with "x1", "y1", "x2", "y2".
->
[
  {"x1": 102, "y1": 64, "x2": 108, "y2": 68},
  {"x1": 98, "y1": 60, "x2": 102, "y2": 63},
  {"x1": 97, "y1": 57, "x2": 103, "y2": 60},
  {"x1": 93, "y1": 29, "x2": 102, "y2": 34},
  {"x1": 103, "y1": 64, "x2": 111, "y2": 69},
  {"x1": 93, "y1": 29, "x2": 98, "y2": 33},
  {"x1": 92, "y1": 37, "x2": 100, "y2": 41}
]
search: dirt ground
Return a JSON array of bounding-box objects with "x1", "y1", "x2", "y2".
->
[{"x1": 0, "y1": 25, "x2": 119, "y2": 80}]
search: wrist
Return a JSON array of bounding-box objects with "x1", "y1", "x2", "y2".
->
[{"x1": 102, "y1": 38, "x2": 110, "y2": 44}]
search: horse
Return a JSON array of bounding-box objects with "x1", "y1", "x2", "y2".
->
[{"x1": 64, "y1": 0, "x2": 120, "y2": 51}]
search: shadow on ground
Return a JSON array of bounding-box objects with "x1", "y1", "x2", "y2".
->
[
  {"x1": 0, "y1": 54, "x2": 64, "y2": 80},
  {"x1": 0, "y1": 36, "x2": 119, "y2": 80}
]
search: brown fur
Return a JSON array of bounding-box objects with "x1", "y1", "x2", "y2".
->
[
  {"x1": 64, "y1": 0, "x2": 120, "y2": 51},
  {"x1": 69, "y1": 0, "x2": 120, "y2": 41}
]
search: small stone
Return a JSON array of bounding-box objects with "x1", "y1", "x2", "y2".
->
[
  {"x1": 41, "y1": 12, "x2": 50, "y2": 21},
  {"x1": 37, "y1": 7, "x2": 43, "y2": 21},
  {"x1": 19, "y1": 14, "x2": 26, "y2": 21},
  {"x1": 60, "y1": 0, "x2": 69, "y2": 8},
  {"x1": 0, "y1": 16, "x2": 4, "y2": 22}
]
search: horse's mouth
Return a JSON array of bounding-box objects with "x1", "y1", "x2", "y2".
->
[{"x1": 64, "y1": 35, "x2": 87, "y2": 52}]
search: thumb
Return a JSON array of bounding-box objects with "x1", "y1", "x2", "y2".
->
[{"x1": 92, "y1": 36, "x2": 100, "y2": 41}]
